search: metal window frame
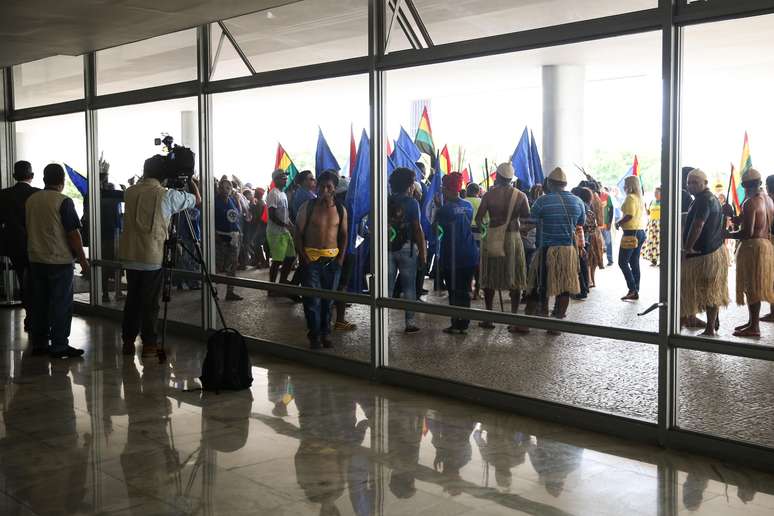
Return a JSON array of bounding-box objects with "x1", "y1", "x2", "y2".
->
[{"x1": 3, "y1": 0, "x2": 774, "y2": 473}]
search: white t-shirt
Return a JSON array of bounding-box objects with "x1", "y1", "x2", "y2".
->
[{"x1": 266, "y1": 188, "x2": 289, "y2": 235}]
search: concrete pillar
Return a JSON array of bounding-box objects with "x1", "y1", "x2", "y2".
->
[
  {"x1": 180, "y1": 110, "x2": 198, "y2": 161},
  {"x1": 541, "y1": 65, "x2": 585, "y2": 175}
]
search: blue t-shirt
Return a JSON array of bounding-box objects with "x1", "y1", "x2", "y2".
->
[
  {"x1": 59, "y1": 197, "x2": 81, "y2": 233},
  {"x1": 394, "y1": 193, "x2": 420, "y2": 223},
  {"x1": 214, "y1": 195, "x2": 240, "y2": 233},
  {"x1": 530, "y1": 191, "x2": 585, "y2": 247},
  {"x1": 437, "y1": 198, "x2": 479, "y2": 270}
]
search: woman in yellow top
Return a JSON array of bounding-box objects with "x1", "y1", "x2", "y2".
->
[
  {"x1": 615, "y1": 176, "x2": 647, "y2": 300},
  {"x1": 641, "y1": 186, "x2": 661, "y2": 266}
]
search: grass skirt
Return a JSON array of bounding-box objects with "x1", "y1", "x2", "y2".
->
[
  {"x1": 527, "y1": 245, "x2": 581, "y2": 297},
  {"x1": 680, "y1": 246, "x2": 730, "y2": 317},
  {"x1": 735, "y1": 238, "x2": 774, "y2": 305},
  {"x1": 480, "y1": 230, "x2": 527, "y2": 290}
]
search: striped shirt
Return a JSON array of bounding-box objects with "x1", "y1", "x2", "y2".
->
[{"x1": 530, "y1": 191, "x2": 585, "y2": 247}]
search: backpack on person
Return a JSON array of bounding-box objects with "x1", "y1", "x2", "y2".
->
[
  {"x1": 200, "y1": 328, "x2": 253, "y2": 392},
  {"x1": 388, "y1": 194, "x2": 412, "y2": 253}
]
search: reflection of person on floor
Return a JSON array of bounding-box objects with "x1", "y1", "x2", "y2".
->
[
  {"x1": 386, "y1": 404, "x2": 425, "y2": 499},
  {"x1": 723, "y1": 168, "x2": 774, "y2": 338},
  {"x1": 527, "y1": 438, "x2": 583, "y2": 497},
  {"x1": 476, "y1": 163, "x2": 530, "y2": 334},
  {"x1": 293, "y1": 376, "x2": 370, "y2": 516},
  {"x1": 2, "y1": 356, "x2": 89, "y2": 513},
  {"x1": 681, "y1": 169, "x2": 729, "y2": 337},
  {"x1": 427, "y1": 414, "x2": 476, "y2": 496},
  {"x1": 295, "y1": 171, "x2": 348, "y2": 350},
  {"x1": 435, "y1": 172, "x2": 479, "y2": 334},
  {"x1": 215, "y1": 177, "x2": 243, "y2": 301},
  {"x1": 682, "y1": 472, "x2": 710, "y2": 511},
  {"x1": 120, "y1": 359, "x2": 180, "y2": 512},
  {"x1": 473, "y1": 422, "x2": 530, "y2": 491},
  {"x1": 267, "y1": 369, "x2": 294, "y2": 416}
]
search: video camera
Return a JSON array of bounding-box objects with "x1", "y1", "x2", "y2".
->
[{"x1": 154, "y1": 134, "x2": 196, "y2": 189}]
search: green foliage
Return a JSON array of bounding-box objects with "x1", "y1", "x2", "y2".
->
[{"x1": 585, "y1": 148, "x2": 660, "y2": 193}]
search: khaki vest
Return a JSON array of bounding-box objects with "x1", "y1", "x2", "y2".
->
[
  {"x1": 119, "y1": 179, "x2": 168, "y2": 266},
  {"x1": 26, "y1": 189, "x2": 74, "y2": 265}
]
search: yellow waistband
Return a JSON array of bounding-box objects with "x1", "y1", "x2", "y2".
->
[{"x1": 305, "y1": 248, "x2": 339, "y2": 261}]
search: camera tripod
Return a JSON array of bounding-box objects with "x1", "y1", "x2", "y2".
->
[{"x1": 158, "y1": 206, "x2": 228, "y2": 363}]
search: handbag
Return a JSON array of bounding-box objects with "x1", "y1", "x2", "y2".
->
[
  {"x1": 485, "y1": 189, "x2": 519, "y2": 258},
  {"x1": 620, "y1": 235, "x2": 638, "y2": 249}
]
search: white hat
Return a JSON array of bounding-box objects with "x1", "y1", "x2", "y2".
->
[
  {"x1": 496, "y1": 162, "x2": 514, "y2": 179},
  {"x1": 547, "y1": 167, "x2": 567, "y2": 183}
]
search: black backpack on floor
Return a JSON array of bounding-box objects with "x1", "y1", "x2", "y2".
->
[{"x1": 200, "y1": 328, "x2": 253, "y2": 392}]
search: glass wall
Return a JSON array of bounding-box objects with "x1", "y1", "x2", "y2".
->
[
  {"x1": 96, "y1": 29, "x2": 197, "y2": 95},
  {"x1": 12, "y1": 55, "x2": 84, "y2": 109},
  {"x1": 14, "y1": 113, "x2": 90, "y2": 302},
  {"x1": 212, "y1": 0, "x2": 367, "y2": 80},
  {"x1": 6, "y1": 0, "x2": 774, "y2": 470},
  {"x1": 385, "y1": 31, "x2": 662, "y2": 334}
]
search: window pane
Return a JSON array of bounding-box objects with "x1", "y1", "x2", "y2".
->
[
  {"x1": 386, "y1": 0, "x2": 657, "y2": 53},
  {"x1": 14, "y1": 113, "x2": 90, "y2": 303},
  {"x1": 96, "y1": 29, "x2": 197, "y2": 95},
  {"x1": 213, "y1": 279, "x2": 372, "y2": 363},
  {"x1": 385, "y1": 32, "x2": 662, "y2": 333},
  {"x1": 96, "y1": 97, "x2": 198, "y2": 307},
  {"x1": 679, "y1": 14, "x2": 774, "y2": 344},
  {"x1": 12, "y1": 55, "x2": 84, "y2": 109},
  {"x1": 212, "y1": 75, "x2": 369, "y2": 299},
  {"x1": 678, "y1": 349, "x2": 774, "y2": 448},
  {"x1": 388, "y1": 309, "x2": 658, "y2": 421},
  {"x1": 215, "y1": 0, "x2": 367, "y2": 78}
]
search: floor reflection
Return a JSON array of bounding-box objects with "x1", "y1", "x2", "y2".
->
[{"x1": 1, "y1": 311, "x2": 774, "y2": 515}]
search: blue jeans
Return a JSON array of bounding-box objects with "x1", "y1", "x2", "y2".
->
[
  {"x1": 602, "y1": 228, "x2": 613, "y2": 264},
  {"x1": 388, "y1": 244, "x2": 419, "y2": 327},
  {"x1": 29, "y1": 263, "x2": 74, "y2": 352},
  {"x1": 618, "y1": 230, "x2": 646, "y2": 292},
  {"x1": 302, "y1": 259, "x2": 341, "y2": 339}
]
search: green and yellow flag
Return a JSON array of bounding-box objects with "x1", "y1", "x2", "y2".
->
[
  {"x1": 274, "y1": 143, "x2": 299, "y2": 191},
  {"x1": 414, "y1": 106, "x2": 435, "y2": 156}
]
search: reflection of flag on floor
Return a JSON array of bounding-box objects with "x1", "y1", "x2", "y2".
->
[
  {"x1": 414, "y1": 106, "x2": 435, "y2": 156},
  {"x1": 64, "y1": 164, "x2": 88, "y2": 196},
  {"x1": 274, "y1": 143, "x2": 299, "y2": 191}
]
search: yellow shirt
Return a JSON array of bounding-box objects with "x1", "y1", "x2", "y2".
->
[
  {"x1": 648, "y1": 201, "x2": 661, "y2": 221},
  {"x1": 621, "y1": 194, "x2": 645, "y2": 230}
]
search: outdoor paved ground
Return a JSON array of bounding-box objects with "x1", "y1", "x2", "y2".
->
[{"x1": 76, "y1": 259, "x2": 774, "y2": 448}]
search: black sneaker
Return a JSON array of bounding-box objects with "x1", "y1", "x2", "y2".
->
[
  {"x1": 50, "y1": 346, "x2": 85, "y2": 359},
  {"x1": 225, "y1": 292, "x2": 244, "y2": 301}
]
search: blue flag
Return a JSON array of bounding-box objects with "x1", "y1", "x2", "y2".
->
[
  {"x1": 315, "y1": 128, "x2": 340, "y2": 178},
  {"x1": 529, "y1": 130, "x2": 544, "y2": 185},
  {"x1": 64, "y1": 164, "x2": 88, "y2": 197},
  {"x1": 510, "y1": 126, "x2": 533, "y2": 190},
  {"x1": 421, "y1": 153, "x2": 442, "y2": 245},
  {"x1": 392, "y1": 127, "x2": 423, "y2": 179},
  {"x1": 346, "y1": 130, "x2": 370, "y2": 250}
]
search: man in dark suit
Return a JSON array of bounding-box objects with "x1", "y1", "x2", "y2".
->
[{"x1": 0, "y1": 160, "x2": 40, "y2": 330}]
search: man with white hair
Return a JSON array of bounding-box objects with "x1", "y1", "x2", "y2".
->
[
  {"x1": 476, "y1": 162, "x2": 530, "y2": 333},
  {"x1": 723, "y1": 168, "x2": 774, "y2": 337},
  {"x1": 681, "y1": 168, "x2": 729, "y2": 336}
]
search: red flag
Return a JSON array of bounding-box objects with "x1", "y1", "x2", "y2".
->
[
  {"x1": 461, "y1": 167, "x2": 470, "y2": 185},
  {"x1": 349, "y1": 124, "x2": 356, "y2": 177},
  {"x1": 632, "y1": 155, "x2": 640, "y2": 176},
  {"x1": 439, "y1": 145, "x2": 452, "y2": 175},
  {"x1": 729, "y1": 162, "x2": 742, "y2": 214},
  {"x1": 386, "y1": 137, "x2": 393, "y2": 156}
]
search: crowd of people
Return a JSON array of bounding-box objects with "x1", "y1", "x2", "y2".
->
[{"x1": 5, "y1": 153, "x2": 774, "y2": 356}]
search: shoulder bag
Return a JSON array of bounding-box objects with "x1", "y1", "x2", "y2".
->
[{"x1": 485, "y1": 188, "x2": 519, "y2": 258}]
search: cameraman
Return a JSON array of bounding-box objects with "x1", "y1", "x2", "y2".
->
[{"x1": 119, "y1": 155, "x2": 201, "y2": 357}]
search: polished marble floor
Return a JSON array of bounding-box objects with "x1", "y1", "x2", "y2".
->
[{"x1": 2, "y1": 311, "x2": 774, "y2": 515}]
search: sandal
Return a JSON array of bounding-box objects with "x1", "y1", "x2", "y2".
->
[
  {"x1": 732, "y1": 327, "x2": 760, "y2": 338},
  {"x1": 335, "y1": 321, "x2": 358, "y2": 331},
  {"x1": 508, "y1": 325, "x2": 530, "y2": 334}
]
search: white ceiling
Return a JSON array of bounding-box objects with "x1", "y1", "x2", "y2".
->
[{"x1": 0, "y1": 0, "x2": 299, "y2": 67}]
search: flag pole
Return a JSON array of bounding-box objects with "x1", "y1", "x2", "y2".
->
[
  {"x1": 725, "y1": 162, "x2": 735, "y2": 216},
  {"x1": 485, "y1": 158, "x2": 490, "y2": 191}
]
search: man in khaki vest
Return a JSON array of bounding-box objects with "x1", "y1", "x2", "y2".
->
[
  {"x1": 26, "y1": 164, "x2": 89, "y2": 358},
  {"x1": 119, "y1": 155, "x2": 200, "y2": 357}
]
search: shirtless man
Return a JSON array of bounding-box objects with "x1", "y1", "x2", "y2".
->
[
  {"x1": 476, "y1": 163, "x2": 530, "y2": 333},
  {"x1": 294, "y1": 170, "x2": 348, "y2": 349},
  {"x1": 723, "y1": 168, "x2": 774, "y2": 337}
]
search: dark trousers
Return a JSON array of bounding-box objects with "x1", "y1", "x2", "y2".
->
[
  {"x1": 302, "y1": 259, "x2": 341, "y2": 339},
  {"x1": 578, "y1": 244, "x2": 590, "y2": 296},
  {"x1": 618, "y1": 229, "x2": 646, "y2": 292},
  {"x1": 29, "y1": 263, "x2": 74, "y2": 352},
  {"x1": 442, "y1": 266, "x2": 475, "y2": 330},
  {"x1": 122, "y1": 269, "x2": 164, "y2": 346},
  {"x1": 9, "y1": 254, "x2": 31, "y2": 327}
]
